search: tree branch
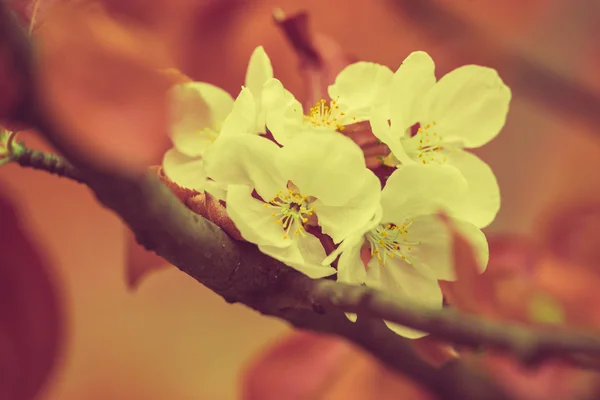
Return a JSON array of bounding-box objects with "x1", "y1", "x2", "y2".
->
[
  {"x1": 10, "y1": 143, "x2": 85, "y2": 183},
  {"x1": 27, "y1": 132, "x2": 508, "y2": 399},
  {"x1": 312, "y1": 280, "x2": 600, "y2": 366},
  {"x1": 6, "y1": 3, "x2": 597, "y2": 399}
]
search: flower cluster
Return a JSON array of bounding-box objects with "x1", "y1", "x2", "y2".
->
[{"x1": 163, "y1": 47, "x2": 511, "y2": 338}]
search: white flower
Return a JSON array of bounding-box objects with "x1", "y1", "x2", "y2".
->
[
  {"x1": 162, "y1": 46, "x2": 274, "y2": 190},
  {"x1": 220, "y1": 46, "x2": 275, "y2": 136},
  {"x1": 263, "y1": 62, "x2": 394, "y2": 145},
  {"x1": 371, "y1": 51, "x2": 511, "y2": 228},
  {"x1": 162, "y1": 82, "x2": 234, "y2": 190},
  {"x1": 202, "y1": 130, "x2": 381, "y2": 278},
  {"x1": 326, "y1": 164, "x2": 489, "y2": 338}
]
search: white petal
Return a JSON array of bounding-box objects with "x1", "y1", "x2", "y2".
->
[
  {"x1": 162, "y1": 148, "x2": 206, "y2": 191},
  {"x1": 445, "y1": 151, "x2": 500, "y2": 228},
  {"x1": 220, "y1": 87, "x2": 257, "y2": 136},
  {"x1": 225, "y1": 184, "x2": 289, "y2": 248},
  {"x1": 454, "y1": 217, "x2": 489, "y2": 275},
  {"x1": 328, "y1": 62, "x2": 393, "y2": 119},
  {"x1": 391, "y1": 51, "x2": 436, "y2": 130},
  {"x1": 245, "y1": 46, "x2": 274, "y2": 100},
  {"x1": 170, "y1": 82, "x2": 234, "y2": 156},
  {"x1": 203, "y1": 134, "x2": 286, "y2": 201},
  {"x1": 262, "y1": 78, "x2": 304, "y2": 145},
  {"x1": 422, "y1": 65, "x2": 511, "y2": 148},
  {"x1": 259, "y1": 235, "x2": 336, "y2": 279},
  {"x1": 323, "y1": 205, "x2": 383, "y2": 266},
  {"x1": 369, "y1": 107, "x2": 414, "y2": 165},
  {"x1": 315, "y1": 172, "x2": 381, "y2": 244},
  {"x1": 203, "y1": 180, "x2": 228, "y2": 202},
  {"x1": 405, "y1": 214, "x2": 488, "y2": 281},
  {"x1": 381, "y1": 164, "x2": 468, "y2": 222},
  {"x1": 338, "y1": 238, "x2": 367, "y2": 282},
  {"x1": 276, "y1": 131, "x2": 369, "y2": 206},
  {"x1": 366, "y1": 257, "x2": 442, "y2": 338},
  {"x1": 403, "y1": 214, "x2": 451, "y2": 280}
]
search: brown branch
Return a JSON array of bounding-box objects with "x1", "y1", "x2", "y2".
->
[
  {"x1": 313, "y1": 280, "x2": 600, "y2": 366},
  {"x1": 13, "y1": 135, "x2": 600, "y2": 373},
  {"x1": 0, "y1": 3, "x2": 566, "y2": 400},
  {"x1": 32, "y1": 141, "x2": 508, "y2": 399},
  {"x1": 0, "y1": 19, "x2": 507, "y2": 398}
]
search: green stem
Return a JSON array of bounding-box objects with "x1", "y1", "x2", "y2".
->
[{"x1": 10, "y1": 144, "x2": 85, "y2": 183}]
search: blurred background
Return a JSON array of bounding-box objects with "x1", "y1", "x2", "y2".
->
[{"x1": 2, "y1": 0, "x2": 600, "y2": 398}]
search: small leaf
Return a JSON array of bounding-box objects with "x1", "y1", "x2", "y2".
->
[
  {"x1": 186, "y1": 192, "x2": 244, "y2": 241},
  {"x1": 35, "y1": 2, "x2": 174, "y2": 172},
  {"x1": 0, "y1": 185, "x2": 64, "y2": 400}
]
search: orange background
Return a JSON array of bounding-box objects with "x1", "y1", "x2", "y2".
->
[{"x1": 3, "y1": 0, "x2": 600, "y2": 398}]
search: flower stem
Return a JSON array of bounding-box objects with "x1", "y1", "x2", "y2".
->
[{"x1": 11, "y1": 144, "x2": 85, "y2": 183}]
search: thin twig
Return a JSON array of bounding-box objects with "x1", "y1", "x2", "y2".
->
[
  {"x1": 312, "y1": 280, "x2": 600, "y2": 366},
  {"x1": 11, "y1": 145, "x2": 85, "y2": 183}
]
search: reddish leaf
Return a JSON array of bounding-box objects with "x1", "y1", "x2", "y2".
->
[
  {"x1": 439, "y1": 217, "x2": 495, "y2": 315},
  {"x1": 34, "y1": 2, "x2": 174, "y2": 173},
  {"x1": 241, "y1": 331, "x2": 351, "y2": 400},
  {"x1": 0, "y1": 185, "x2": 64, "y2": 400},
  {"x1": 480, "y1": 235, "x2": 543, "y2": 322},
  {"x1": 186, "y1": 192, "x2": 243, "y2": 241},
  {"x1": 242, "y1": 331, "x2": 432, "y2": 400}
]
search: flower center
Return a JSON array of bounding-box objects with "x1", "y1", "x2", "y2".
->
[
  {"x1": 414, "y1": 121, "x2": 447, "y2": 165},
  {"x1": 304, "y1": 99, "x2": 348, "y2": 131},
  {"x1": 365, "y1": 221, "x2": 420, "y2": 266},
  {"x1": 264, "y1": 188, "x2": 316, "y2": 239}
]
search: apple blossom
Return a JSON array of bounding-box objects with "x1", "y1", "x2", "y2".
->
[
  {"x1": 202, "y1": 130, "x2": 381, "y2": 278},
  {"x1": 162, "y1": 46, "x2": 273, "y2": 190},
  {"x1": 263, "y1": 62, "x2": 394, "y2": 145},
  {"x1": 325, "y1": 164, "x2": 489, "y2": 338},
  {"x1": 371, "y1": 51, "x2": 511, "y2": 228}
]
